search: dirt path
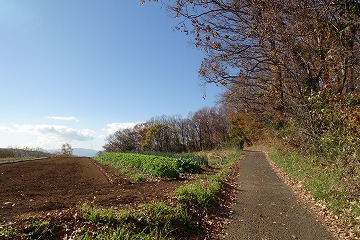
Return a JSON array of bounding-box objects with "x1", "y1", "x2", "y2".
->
[
  {"x1": 0, "y1": 157, "x2": 185, "y2": 224},
  {"x1": 225, "y1": 151, "x2": 335, "y2": 240}
]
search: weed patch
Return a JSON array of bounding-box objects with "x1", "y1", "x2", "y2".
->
[
  {"x1": 173, "y1": 151, "x2": 242, "y2": 208},
  {"x1": 1, "y1": 202, "x2": 196, "y2": 240}
]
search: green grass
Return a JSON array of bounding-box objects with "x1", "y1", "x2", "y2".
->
[
  {"x1": 173, "y1": 151, "x2": 242, "y2": 208},
  {"x1": 0, "y1": 220, "x2": 64, "y2": 239},
  {"x1": 173, "y1": 181, "x2": 222, "y2": 208},
  {"x1": 96, "y1": 152, "x2": 179, "y2": 178},
  {"x1": 1, "y1": 202, "x2": 195, "y2": 240},
  {"x1": 79, "y1": 202, "x2": 195, "y2": 239},
  {"x1": 269, "y1": 150, "x2": 359, "y2": 236},
  {"x1": 134, "y1": 151, "x2": 209, "y2": 166}
]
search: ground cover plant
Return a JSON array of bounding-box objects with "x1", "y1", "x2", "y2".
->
[
  {"x1": 93, "y1": 154, "x2": 147, "y2": 181},
  {"x1": 135, "y1": 151, "x2": 208, "y2": 168},
  {"x1": 94, "y1": 152, "x2": 206, "y2": 179}
]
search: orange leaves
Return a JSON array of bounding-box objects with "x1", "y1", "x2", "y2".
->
[
  {"x1": 220, "y1": 54, "x2": 228, "y2": 62},
  {"x1": 205, "y1": 25, "x2": 212, "y2": 32},
  {"x1": 213, "y1": 31, "x2": 220, "y2": 38},
  {"x1": 212, "y1": 41, "x2": 221, "y2": 50}
]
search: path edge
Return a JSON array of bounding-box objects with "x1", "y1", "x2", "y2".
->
[{"x1": 263, "y1": 151, "x2": 358, "y2": 240}]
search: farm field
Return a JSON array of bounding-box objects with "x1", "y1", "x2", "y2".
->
[{"x1": 0, "y1": 157, "x2": 188, "y2": 224}]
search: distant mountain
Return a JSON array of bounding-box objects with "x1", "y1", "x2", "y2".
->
[
  {"x1": 46, "y1": 148, "x2": 99, "y2": 157},
  {"x1": 73, "y1": 148, "x2": 99, "y2": 157}
]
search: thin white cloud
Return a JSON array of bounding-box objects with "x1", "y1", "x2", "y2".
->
[
  {"x1": 13, "y1": 124, "x2": 96, "y2": 141},
  {"x1": 28, "y1": 135, "x2": 64, "y2": 150},
  {"x1": 0, "y1": 126, "x2": 12, "y2": 132},
  {"x1": 103, "y1": 122, "x2": 143, "y2": 135},
  {"x1": 0, "y1": 124, "x2": 101, "y2": 150},
  {"x1": 46, "y1": 116, "x2": 79, "y2": 122}
]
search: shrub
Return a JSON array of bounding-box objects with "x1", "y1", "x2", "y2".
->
[{"x1": 279, "y1": 91, "x2": 359, "y2": 177}]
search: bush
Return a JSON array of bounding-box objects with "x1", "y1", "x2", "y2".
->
[{"x1": 279, "y1": 91, "x2": 359, "y2": 176}]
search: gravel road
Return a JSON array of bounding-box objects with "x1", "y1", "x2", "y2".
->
[{"x1": 225, "y1": 151, "x2": 335, "y2": 240}]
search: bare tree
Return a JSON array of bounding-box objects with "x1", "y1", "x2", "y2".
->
[{"x1": 61, "y1": 143, "x2": 73, "y2": 156}]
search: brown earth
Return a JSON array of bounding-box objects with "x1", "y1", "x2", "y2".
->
[{"x1": 0, "y1": 157, "x2": 186, "y2": 224}]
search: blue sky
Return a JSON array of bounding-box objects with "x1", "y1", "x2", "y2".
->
[{"x1": 0, "y1": 0, "x2": 222, "y2": 151}]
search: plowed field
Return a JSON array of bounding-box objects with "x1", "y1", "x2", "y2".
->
[{"x1": 0, "y1": 157, "x2": 185, "y2": 224}]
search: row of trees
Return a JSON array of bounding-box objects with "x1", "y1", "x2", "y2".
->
[
  {"x1": 103, "y1": 107, "x2": 246, "y2": 153},
  {"x1": 164, "y1": 0, "x2": 358, "y2": 115},
  {"x1": 0, "y1": 147, "x2": 49, "y2": 158},
  {"x1": 0, "y1": 144, "x2": 74, "y2": 158},
  {"x1": 140, "y1": 0, "x2": 359, "y2": 170}
]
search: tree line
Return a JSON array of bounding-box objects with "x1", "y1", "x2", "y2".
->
[
  {"x1": 164, "y1": 0, "x2": 359, "y2": 115},
  {"x1": 103, "y1": 107, "x2": 248, "y2": 153},
  {"x1": 140, "y1": 0, "x2": 359, "y2": 171},
  {"x1": 0, "y1": 147, "x2": 49, "y2": 158}
]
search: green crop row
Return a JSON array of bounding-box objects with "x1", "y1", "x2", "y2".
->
[
  {"x1": 133, "y1": 151, "x2": 208, "y2": 166},
  {"x1": 94, "y1": 152, "x2": 204, "y2": 178}
]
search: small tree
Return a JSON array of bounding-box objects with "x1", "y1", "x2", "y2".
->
[
  {"x1": 61, "y1": 143, "x2": 73, "y2": 156},
  {"x1": 0, "y1": 148, "x2": 15, "y2": 158}
]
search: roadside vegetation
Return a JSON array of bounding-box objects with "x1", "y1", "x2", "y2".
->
[{"x1": 269, "y1": 149, "x2": 359, "y2": 237}]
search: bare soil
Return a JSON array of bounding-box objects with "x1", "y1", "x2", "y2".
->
[{"x1": 0, "y1": 157, "x2": 186, "y2": 224}]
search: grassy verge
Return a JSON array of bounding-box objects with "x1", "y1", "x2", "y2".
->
[
  {"x1": 269, "y1": 150, "x2": 360, "y2": 236},
  {"x1": 0, "y1": 202, "x2": 195, "y2": 240},
  {"x1": 0, "y1": 156, "x2": 49, "y2": 164},
  {"x1": 78, "y1": 202, "x2": 195, "y2": 240},
  {"x1": 173, "y1": 151, "x2": 242, "y2": 208}
]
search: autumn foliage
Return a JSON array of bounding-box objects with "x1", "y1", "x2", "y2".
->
[
  {"x1": 103, "y1": 107, "x2": 232, "y2": 153},
  {"x1": 139, "y1": 0, "x2": 359, "y2": 176}
]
